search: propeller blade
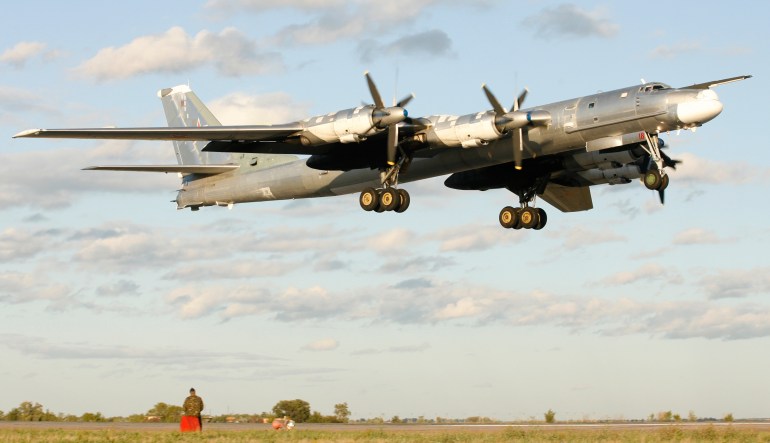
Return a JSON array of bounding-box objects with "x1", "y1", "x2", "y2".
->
[
  {"x1": 365, "y1": 71, "x2": 385, "y2": 109},
  {"x1": 658, "y1": 189, "x2": 665, "y2": 204},
  {"x1": 396, "y1": 93, "x2": 414, "y2": 108},
  {"x1": 515, "y1": 88, "x2": 528, "y2": 110},
  {"x1": 660, "y1": 151, "x2": 682, "y2": 170},
  {"x1": 513, "y1": 128, "x2": 523, "y2": 170},
  {"x1": 482, "y1": 84, "x2": 506, "y2": 115},
  {"x1": 387, "y1": 124, "x2": 398, "y2": 166}
]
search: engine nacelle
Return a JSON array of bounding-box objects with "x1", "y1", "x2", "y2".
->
[
  {"x1": 427, "y1": 111, "x2": 502, "y2": 148},
  {"x1": 302, "y1": 106, "x2": 375, "y2": 144},
  {"x1": 577, "y1": 164, "x2": 642, "y2": 185}
]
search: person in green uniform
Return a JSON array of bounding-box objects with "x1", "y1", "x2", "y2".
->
[{"x1": 183, "y1": 388, "x2": 204, "y2": 430}]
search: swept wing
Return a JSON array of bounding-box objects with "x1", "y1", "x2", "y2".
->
[{"x1": 14, "y1": 125, "x2": 302, "y2": 142}]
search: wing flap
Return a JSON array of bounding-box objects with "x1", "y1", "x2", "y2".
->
[
  {"x1": 539, "y1": 184, "x2": 593, "y2": 212},
  {"x1": 83, "y1": 165, "x2": 239, "y2": 175},
  {"x1": 14, "y1": 125, "x2": 303, "y2": 142}
]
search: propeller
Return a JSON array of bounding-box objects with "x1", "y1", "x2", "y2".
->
[
  {"x1": 482, "y1": 84, "x2": 550, "y2": 170},
  {"x1": 364, "y1": 71, "x2": 413, "y2": 166}
]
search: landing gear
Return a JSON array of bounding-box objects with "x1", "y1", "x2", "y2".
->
[
  {"x1": 359, "y1": 148, "x2": 413, "y2": 214},
  {"x1": 640, "y1": 132, "x2": 675, "y2": 204},
  {"x1": 359, "y1": 187, "x2": 411, "y2": 213},
  {"x1": 643, "y1": 169, "x2": 669, "y2": 191},
  {"x1": 499, "y1": 175, "x2": 549, "y2": 231},
  {"x1": 499, "y1": 205, "x2": 548, "y2": 230}
]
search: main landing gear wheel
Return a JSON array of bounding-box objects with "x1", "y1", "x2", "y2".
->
[
  {"x1": 534, "y1": 208, "x2": 547, "y2": 230},
  {"x1": 359, "y1": 188, "x2": 411, "y2": 214},
  {"x1": 499, "y1": 206, "x2": 518, "y2": 229},
  {"x1": 643, "y1": 169, "x2": 670, "y2": 191},
  {"x1": 519, "y1": 207, "x2": 539, "y2": 229},
  {"x1": 359, "y1": 187, "x2": 379, "y2": 211},
  {"x1": 379, "y1": 188, "x2": 399, "y2": 211},
  {"x1": 395, "y1": 189, "x2": 410, "y2": 213},
  {"x1": 499, "y1": 206, "x2": 547, "y2": 230}
]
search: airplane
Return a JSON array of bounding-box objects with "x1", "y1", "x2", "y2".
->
[{"x1": 14, "y1": 73, "x2": 750, "y2": 230}]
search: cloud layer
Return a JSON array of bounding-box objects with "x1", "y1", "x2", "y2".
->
[{"x1": 75, "y1": 27, "x2": 284, "y2": 81}]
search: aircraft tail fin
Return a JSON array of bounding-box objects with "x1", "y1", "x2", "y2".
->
[{"x1": 158, "y1": 85, "x2": 233, "y2": 166}]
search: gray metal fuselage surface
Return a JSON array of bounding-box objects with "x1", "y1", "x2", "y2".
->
[{"x1": 175, "y1": 82, "x2": 712, "y2": 209}]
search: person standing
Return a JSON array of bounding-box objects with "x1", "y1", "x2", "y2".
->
[{"x1": 183, "y1": 387, "x2": 204, "y2": 431}]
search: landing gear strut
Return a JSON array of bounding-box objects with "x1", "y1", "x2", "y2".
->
[
  {"x1": 641, "y1": 132, "x2": 669, "y2": 192},
  {"x1": 499, "y1": 176, "x2": 548, "y2": 230},
  {"x1": 359, "y1": 154, "x2": 411, "y2": 214}
]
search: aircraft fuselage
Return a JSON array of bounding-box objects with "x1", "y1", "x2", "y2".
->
[{"x1": 175, "y1": 82, "x2": 723, "y2": 209}]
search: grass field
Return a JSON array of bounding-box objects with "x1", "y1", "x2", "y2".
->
[{"x1": 1, "y1": 426, "x2": 770, "y2": 442}]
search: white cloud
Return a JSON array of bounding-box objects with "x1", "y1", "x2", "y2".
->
[
  {"x1": 159, "y1": 278, "x2": 770, "y2": 340},
  {"x1": 430, "y1": 224, "x2": 523, "y2": 252},
  {"x1": 672, "y1": 152, "x2": 769, "y2": 185},
  {"x1": 598, "y1": 263, "x2": 683, "y2": 286},
  {"x1": 698, "y1": 267, "x2": 770, "y2": 300},
  {"x1": 1, "y1": 41, "x2": 47, "y2": 68},
  {"x1": 0, "y1": 141, "x2": 177, "y2": 210},
  {"x1": 205, "y1": 0, "x2": 345, "y2": 13},
  {"x1": 302, "y1": 338, "x2": 339, "y2": 351},
  {"x1": 0, "y1": 86, "x2": 57, "y2": 114},
  {"x1": 0, "y1": 271, "x2": 72, "y2": 306},
  {"x1": 524, "y1": 4, "x2": 619, "y2": 40},
  {"x1": 0, "y1": 228, "x2": 52, "y2": 262},
  {"x1": 75, "y1": 27, "x2": 284, "y2": 81},
  {"x1": 672, "y1": 228, "x2": 724, "y2": 245},
  {"x1": 163, "y1": 260, "x2": 297, "y2": 280},
  {"x1": 359, "y1": 29, "x2": 454, "y2": 63},
  {"x1": 547, "y1": 224, "x2": 625, "y2": 251},
  {"x1": 209, "y1": 92, "x2": 311, "y2": 125},
  {"x1": 370, "y1": 228, "x2": 416, "y2": 255},
  {"x1": 649, "y1": 41, "x2": 702, "y2": 59}
]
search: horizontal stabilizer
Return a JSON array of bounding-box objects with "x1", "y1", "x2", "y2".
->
[
  {"x1": 14, "y1": 125, "x2": 303, "y2": 141},
  {"x1": 83, "y1": 165, "x2": 239, "y2": 175}
]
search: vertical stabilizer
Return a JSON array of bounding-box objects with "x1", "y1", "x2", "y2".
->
[{"x1": 158, "y1": 85, "x2": 233, "y2": 166}]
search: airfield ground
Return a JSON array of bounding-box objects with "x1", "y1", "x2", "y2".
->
[{"x1": 1, "y1": 421, "x2": 770, "y2": 442}]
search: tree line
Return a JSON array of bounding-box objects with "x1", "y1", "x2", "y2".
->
[
  {"x1": 0, "y1": 400, "x2": 351, "y2": 424},
  {"x1": 0, "y1": 402, "x2": 739, "y2": 424}
]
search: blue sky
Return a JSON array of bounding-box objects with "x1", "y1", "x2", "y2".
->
[{"x1": 1, "y1": 0, "x2": 768, "y2": 421}]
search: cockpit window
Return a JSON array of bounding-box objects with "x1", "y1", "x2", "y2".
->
[{"x1": 639, "y1": 83, "x2": 672, "y2": 93}]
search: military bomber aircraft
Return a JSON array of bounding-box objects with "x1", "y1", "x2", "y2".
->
[{"x1": 14, "y1": 73, "x2": 750, "y2": 230}]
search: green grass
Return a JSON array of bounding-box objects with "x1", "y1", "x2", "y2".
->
[{"x1": 1, "y1": 426, "x2": 769, "y2": 442}]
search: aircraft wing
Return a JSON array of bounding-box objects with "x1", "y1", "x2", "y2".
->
[
  {"x1": 13, "y1": 125, "x2": 303, "y2": 142},
  {"x1": 83, "y1": 165, "x2": 239, "y2": 175},
  {"x1": 684, "y1": 75, "x2": 752, "y2": 90},
  {"x1": 539, "y1": 183, "x2": 593, "y2": 212}
]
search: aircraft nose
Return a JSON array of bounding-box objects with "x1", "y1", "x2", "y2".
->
[{"x1": 677, "y1": 89, "x2": 723, "y2": 125}]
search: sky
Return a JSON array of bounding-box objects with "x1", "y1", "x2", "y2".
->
[{"x1": 1, "y1": 0, "x2": 768, "y2": 421}]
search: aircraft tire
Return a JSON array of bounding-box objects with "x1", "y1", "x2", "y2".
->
[
  {"x1": 359, "y1": 188, "x2": 379, "y2": 211},
  {"x1": 499, "y1": 206, "x2": 517, "y2": 229},
  {"x1": 659, "y1": 173, "x2": 670, "y2": 191},
  {"x1": 644, "y1": 170, "x2": 662, "y2": 190},
  {"x1": 534, "y1": 208, "x2": 548, "y2": 230},
  {"x1": 395, "y1": 189, "x2": 410, "y2": 213},
  {"x1": 379, "y1": 188, "x2": 399, "y2": 211},
  {"x1": 520, "y1": 207, "x2": 539, "y2": 229}
]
